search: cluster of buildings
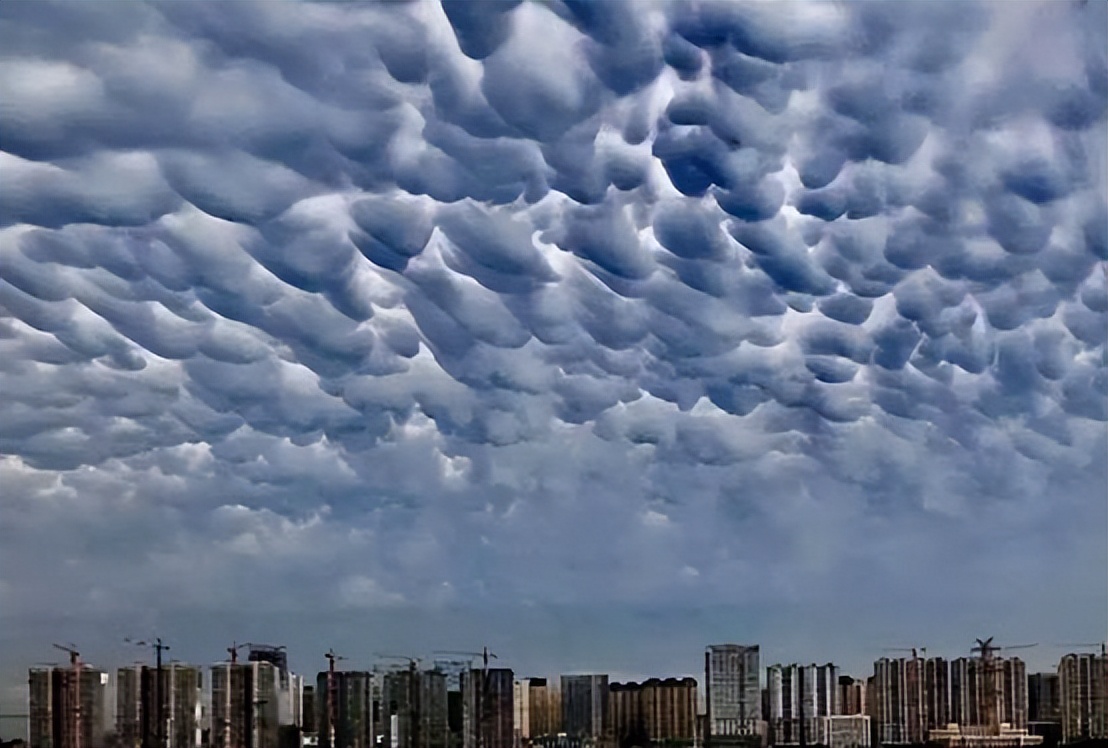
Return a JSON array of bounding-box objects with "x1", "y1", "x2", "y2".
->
[{"x1": 17, "y1": 642, "x2": 1107, "y2": 748}]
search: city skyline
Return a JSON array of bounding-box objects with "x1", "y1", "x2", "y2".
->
[{"x1": 1, "y1": 0, "x2": 1106, "y2": 741}]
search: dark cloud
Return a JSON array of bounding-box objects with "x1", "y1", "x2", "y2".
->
[{"x1": 0, "y1": 0, "x2": 1105, "y2": 697}]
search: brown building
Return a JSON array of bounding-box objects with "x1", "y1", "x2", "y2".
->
[
  {"x1": 610, "y1": 679, "x2": 697, "y2": 748},
  {"x1": 951, "y1": 657, "x2": 1028, "y2": 733},
  {"x1": 116, "y1": 664, "x2": 202, "y2": 748},
  {"x1": 462, "y1": 669, "x2": 514, "y2": 748},
  {"x1": 869, "y1": 656, "x2": 949, "y2": 744},
  {"x1": 837, "y1": 677, "x2": 866, "y2": 717}
]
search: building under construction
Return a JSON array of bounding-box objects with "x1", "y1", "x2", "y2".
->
[
  {"x1": 381, "y1": 668, "x2": 449, "y2": 748},
  {"x1": 950, "y1": 657, "x2": 1028, "y2": 732},
  {"x1": 210, "y1": 662, "x2": 281, "y2": 748},
  {"x1": 315, "y1": 671, "x2": 372, "y2": 748},
  {"x1": 609, "y1": 677, "x2": 697, "y2": 747},
  {"x1": 28, "y1": 667, "x2": 108, "y2": 748},
  {"x1": 869, "y1": 656, "x2": 951, "y2": 745},
  {"x1": 1058, "y1": 651, "x2": 1108, "y2": 743},
  {"x1": 116, "y1": 663, "x2": 202, "y2": 748},
  {"x1": 461, "y1": 669, "x2": 514, "y2": 748}
]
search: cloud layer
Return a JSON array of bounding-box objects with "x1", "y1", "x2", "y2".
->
[{"x1": 0, "y1": 0, "x2": 1105, "y2": 681}]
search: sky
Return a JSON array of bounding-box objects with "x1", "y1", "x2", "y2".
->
[{"x1": 0, "y1": 0, "x2": 1106, "y2": 721}]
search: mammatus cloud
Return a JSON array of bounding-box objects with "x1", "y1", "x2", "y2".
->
[{"x1": 0, "y1": 0, "x2": 1105, "y2": 682}]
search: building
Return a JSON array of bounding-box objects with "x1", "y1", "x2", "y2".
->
[
  {"x1": 514, "y1": 679, "x2": 553, "y2": 744},
  {"x1": 836, "y1": 678, "x2": 865, "y2": 717},
  {"x1": 211, "y1": 662, "x2": 281, "y2": 748},
  {"x1": 870, "y1": 656, "x2": 950, "y2": 745},
  {"x1": 951, "y1": 657, "x2": 1028, "y2": 733},
  {"x1": 766, "y1": 664, "x2": 838, "y2": 745},
  {"x1": 302, "y1": 688, "x2": 317, "y2": 736},
  {"x1": 462, "y1": 669, "x2": 514, "y2": 748},
  {"x1": 249, "y1": 649, "x2": 290, "y2": 684},
  {"x1": 1058, "y1": 651, "x2": 1108, "y2": 743},
  {"x1": 1026, "y1": 675, "x2": 1059, "y2": 724},
  {"x1": 116, "y1": 663, "x2": 202, "y2": 748},
  {"x1": 315, "y1": 671, "x2": 372, "y2": 748},
  {"x1": 609, "y1": 678, "x2": 696, "y2": 747},
  {"x1": 381, "y1": 669, "x2": 449, "y2": 748},
  {"x1": 29, "y1": 667, "x2": 108, "y2": 748},
  {"x1": 812, "y1": 716, "x2": 870, "y2": 748},
  {"x1": 705, "y1": 646, "x2": 761, "y2": 742},
  {"x1": 561, "y1": 677, "x2": 608, "y2": 743},
  {"x1": 925, "y1": 723, "x2": 1042, "y2": 747}
]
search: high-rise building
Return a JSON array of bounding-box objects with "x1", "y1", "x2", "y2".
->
[
  {"x1": 812, "y1": 716, "x2": 870, "y2": 748},
  {"x1": 951, "y1": 657, "x2": 1028, "y2": 733},
  {"x1": 560, "y1": 676, "x2": 608, "y2": 742},
  {"x1": 462, "y1": 669, "x2": 514, "y2": 748},
  {"x1": 609, "y1": 678, "x2": 697, "y2": 746},
  {"x1": 382, "y1": 669, "x2": 449, "y2": 748},
  {"x1": 514, "y1": 679, "x2": 552, "y2": 743},
  {"x1": 705, "y1": 646, "x2": 760, "y2": 741},
  {"x1": 29, "y1": 667, "x2": 108, "y2": 748},
  {"x1": 211, "y1": 662, "x2": 281, "y2": 748},
  {"x1": 766, "y1": 664, "x2": 839, "y2": 745},
  {"x1": 303, "y1": 687, "x2": 317, "y2": 736},
  {"x1": 249, "y1": 649, "x2": 289, "y2": 685},
  {"x1": 1058, "y1": 652, "x2": 1108, "y2": 743},
  {"x1": 116, "y1": 663, "x2": 202, "y2": 748},
  {"x1": 870, "y1": 657, "x2": 949, "y2": 745},
  {"x1": 316, "y1": 671, "x2": 372, "y2": 748},
  {"x1": 1027, "y1": 674, "x2": 1060, "y2": 724},
  {"x1": 837, "y1": 677, "x2": 866, "y2": 717}
]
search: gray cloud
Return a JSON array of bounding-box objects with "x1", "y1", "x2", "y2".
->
[{"x1": 0, "y1": 0, "x2": 1105, "y2": 694}]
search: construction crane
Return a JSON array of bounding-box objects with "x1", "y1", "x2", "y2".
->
[
  {"x1": 52, "y1": 644, "x2": 82, "y2": 748},
  {"x1": 127, "y1": 638, "x2": 170, "y2": 748},
  {"x1": 324, "y1": 649, "x2": 346, "y2": 748},
  {"x1": 432, "y1": 650, "x2": 498, "y2": 748},
  {"x1": 1056, "y1": 642, "x2": 1107, "y2": 656},
  {"x1": 970, "y1": 638, "x2": 1037, "y2": 736},
  {"x1": 227, "y1": 641, "x2": 253, "y2": 664},
  {"x1": 883, "y1": 647, "x2": 928, "y2": 659}
]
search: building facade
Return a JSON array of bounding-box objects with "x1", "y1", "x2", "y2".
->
[
  {"x1": 609, "y1": 678, "x2": 697, "y2": 747},
  {"x1": 211, "y1": 662, "x2": 281, "y2": 748},
  {"x1": 766, "y1": 664, "x2": 839, "y2": 745},
  {"x1": 813, "y1": 716, "x2": 870, "y2": 748},
  {"x1": 836, "y1": 677, "x2": 866, "y2": 717},
  {"x1": 29, "y1": 667, "x2": 108, "y2": 748},
  {"x1": 561, "y1": 676, "x2": 609, "y2": 742},
  {"x1": 514, "y1": 678, "x2": 553, "y2": 744},
  {"x1": 462, "y1": 669, "x2": 514, "y2": 748},
  {"x1": 381, "y1": 669, "x2": 449, "y2": 748},
  {"x1": 705, "y1": 646, "x2": 761, "y2": 741},
  {"x1": 116, "y1": 663, "x2": 202, "y2": 748},
  {"x1": 1058, "y1": 652, "x2": 1108, "y2": 743},
  {"x1": 869, "y1": 656, "x2": 952, "y2": 745},
  {"x1": 1026, "y1": 674, "x2": 1059, "y2": 724},
  {"x1": 951, "y1": 657, "x2": 1028, "y2": 733},
  {"x1": 315, "y1": 671, "x2": 372, "y2": 748}
]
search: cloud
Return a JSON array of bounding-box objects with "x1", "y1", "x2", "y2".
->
[{"x1": 0, "y1": 0, "x2": 1105, "y2": 691}]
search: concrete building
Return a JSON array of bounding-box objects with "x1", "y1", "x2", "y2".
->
[
  {"x1": 211, "y1": 662, "x2": 281, "y2": 748},
  {"x1": 766, "y1": 664, "x2": 838, "y2": 745},
  {"x1": 951, "y1": 658, "x2": 1028, "y2": 733},
  {"x1": 315, "y1": 671, "x2": 372, "y2": 748},
  {"x1": 28, "y1": 667, "x2": 108, "y2": 748},
  {"x1": 925, "y1": 723, "x2": 1042, "y2": 747},
  {"x1": 812, "y1": 716, "x2": 870, "y2": 748},
  {"x1": 1026, "y1": 675, "x2": 1059, "y2": 724},
  {"x1": 560, "y1": 677, "x2": 608, "y2": 743},
  {"x1": 115, "y1": 663, "x2": 202, "y2": 748},
  {"x1": 462, "y1": 669, "x2": 513, "y2": 748},
  {"x1": 381, "y1": 669, "x2": 448, "y2": 748},
  {"x1": 836, "y1": 678, "x2": 865, "y2": 717},
  {"x1": 302, "y1": 688, "x2": 316, "y2": 736},
  {"x1": 704, "y1": 646, "x2": 760, "y2": 742},
  {"x1": 1058, "y1": 651, "x2": 1108, "y2": 743},
  {"x1": 869, "y1": 656, "x2": 950, "y2": 745},
  {"x1": 609, "y1": 678, "x2": 697, "y2": 747},
  {"x1": 514, "y1": 679, "x2": 552, "y2": 744}
]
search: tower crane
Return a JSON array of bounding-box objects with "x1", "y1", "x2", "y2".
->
[
  {"x1": 126, "y1": 637, "x2": 170, "y2": 748},
  {"x1": 1056, "y1": 642, "x2": 1107, "y2": 656},
  {"x1": 324, "y1": 649, "x2": 346, "y2": 748},
  {"x1": 227, "y1": 641, "x2": 253, "y2": 664},
  {"x1": 432, "y1": 649, "x2": 498, "y2": 748},
  {"x1": 883, "y1": 647, "x2": 928, "y2": 659},
  {"x1": 53, "y1": 644, "x2": 82, "y2": 748},
  {"x1": 970, "y1": 638, "x2": 1037, "y2": 736}
]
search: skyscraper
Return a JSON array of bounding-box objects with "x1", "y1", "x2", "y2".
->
[
  {"x1": 315, "y1": 670, "x2": 372, "y2": 748},
  {"x1": 560, "y1": 676, "x2": 608, "y2": 742},
  {"x1": 514, "y1": 679, "x2": 552, "y2": 743},
  {"x1": 211, "y1": 662, "x2": 281, "y2": 748},
  {"x1": 116, "y1": 663, "x2": 202, "y2": 748},
  {"x1": 950, "y1": 656, "x2": 1028, "y2": 733},
  {"x1": 382, "y1": 669, "x2": 449, "y2": 748},
  {"x1": 766, "y1": 664, "x2": 839, "y2": 745},
  {"x1": 705, "y1": 646, "x2": 761, "y2": 742},
  {"x1": 1027, "y1": 674, "x2": 1060, "y2": 724},
  {"x1": 462, "y1": 669, "x2": 514, "y2": 748},
  {"x1": 870, "y1": 656, "x2": 949, "y2": 745},
  {"x1": 28, "y1": 667, "x2": 108, "y2": 748},
  {"x1": 1058, "y1": 652, "x2": 1108, "y2": 743}
]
